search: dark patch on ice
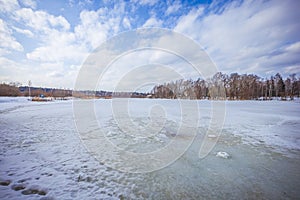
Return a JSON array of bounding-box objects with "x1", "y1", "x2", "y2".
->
[
  {"x1": 99, "y1": 161, "x2": 105, "y2": 165},
  {"x1": 1, "y1": 177, "x2": 48, "y2": 197},
  {"x1": 11, "y1": 184, "x2": 26, "y2": 191},
  {"x1": 21, "y1": 188, "x2": 47, "y2": 196},
  {"x1": 18, "y1": 178, "x2": 32, "y2": 183},
  {"x1": 77, "y1": 175, "x2": 93, "y2": 183},
  {"x1": 169, "y1": 132, "x2": 177, "y2": 137},
  {"x1": 40, "y1": 197, "x2": 55, "y2": 200},
  {"x1": 0, "y1": 105, "x2": 25, "y2": 114},
  {"x1": 41, "y1": 172, "x2": 53, "y2": 176},
  {"x1": 0, "y1": 179, "x2": 11, "y2": 186}
]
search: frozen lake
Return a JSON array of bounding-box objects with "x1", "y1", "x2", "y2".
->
[{"x1": 0, "y1": 97, "x2": 299, "y2": 199}]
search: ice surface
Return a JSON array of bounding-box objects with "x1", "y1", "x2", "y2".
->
[
  {"x1": 216, "y1": 152, "x2": 230, "y2": 159},
  {"x1": 0, "y1": 97, "x2": 299, "y2": 199},
  {"x1": 223, "y1": 100, "x2": 300, "y2": 154}
]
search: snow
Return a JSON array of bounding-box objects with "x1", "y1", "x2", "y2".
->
[
  {"x1": 216, "y1": 151, "x2": 230, "y2": 159},
  {"x1": 0, "y1": 97, "x2": 300, "y2": 199},
  {"x1": 223, "y1": 100, "x2": 300, "y2": 154}
]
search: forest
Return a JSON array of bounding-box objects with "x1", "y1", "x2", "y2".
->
[
  {"x1": 0, "y1": 83, "x2": 72, "y2": 97},
  {"x1": 1, "y1": 72, "x2": 299, "y2": 100},
  {"x1": 151, "y1": 72, "x2": 300, "y2": 100}
]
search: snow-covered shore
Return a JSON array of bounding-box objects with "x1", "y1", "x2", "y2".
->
[{"x1": 0, "y1": 97, "x2": 299, "y2": 199}]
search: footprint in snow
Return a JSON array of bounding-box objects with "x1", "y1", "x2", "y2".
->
[
  {"x1": 21, "y1": 188, "x2": 47, "y2": 196},
  {"x1": 0, "y1": 179, "x2": 11, "y2": 186},
  {"x1": 11, "y1": 184, "x2": 26, "y2": 191}
]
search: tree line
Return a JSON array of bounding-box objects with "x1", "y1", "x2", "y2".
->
[
  {"x1": 1, "y1": 72, "x2": 299, "y2": 100},
  {"x1": 151, "y1": 72, "x2": 300, "y2": 100},
  {"x1": 0, "y1": 83, "x2": 72, "y2": 97},
  {"x1": 0, "y1": 83, "x2": 21, "y2": 96}
]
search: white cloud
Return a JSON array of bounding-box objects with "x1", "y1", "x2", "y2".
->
[
  {"x1": 0, "y1": 19, "x2": 23, "y2": 52},
  {"x1": 26, "y1": 30, "x2": 87, "y2": 64},
  {"x1": 284, "y1": 65, "x2": 300, "y2": 74},
  {"x1": 68, "y1": 0, "x2": 75, "y2": 7},
  {"x1": 74, "y1": 4, "x2": 126, "y2": 49},
  {"x1": 174, "y1": 0, "x2": 300, "y2": 76},
  {"x1": 74, "y1": 9, "x2": 110, "y2": 49},
  {"x1": 21, "y1": 0, "x2": 37, "y2": 9},
  {"x1": 0, "y1": 48, "x2": 10, "y2": 56},
  {"x1": 98, "y1": 50, "x2": 186, "y2": 92},
  {"x1": 0, "y1": 0, "x2": 19, "y2": 13},
  {"x1": 0, "y1": 57, "x2": 29, "y2": 83},
  {"x1": 12, "y1": 7, "x2": 85, "y2": 65},
  {"x1": 3, "y1": 1, "x2": 126, "y2": 88},
  {"x1": 48, "y1": 15, "x2": 70, "y2": 30},
  {"x1": 1, "y1": 1, "x2": 128, "y2": 88},
  {"x1": 12, "y1": 26, "x2": 34, "y2": 37},
  {"x1": 165, "y1": 1, "x2": 181, "y2": 15},
  {"x1": 131, "y1": 0, "x2": 158, "y2": 6},
  {"x1": 1, "y1": 0, "x2": 299, "y2": 89},
  {"x1": 14, "y1": 8, "x2": 70, "y2": 32},
  {"x1": 123, "y1": 17, "x2": 131, "y2": 29},
  {"x1": 143, "y1": 17, "x2": 163, "y2": 27},
  {"x1": 0, "y1": 6, "x2": 87, "y2": 88},
  {"x1": 285, "y1": 42, "x2": 300, "y2": 54},
  {"x1": 16, "y1": 3, "x2": 127, "y2": 88},
  {"x1": 174, "y1": 7, "x2": 204, "y2": 35},
  {"x1": 91, "y1": 29, "x2": 213, "y2": 92},
  {"x1": 0, "y1": 55, "x2": 78, "y2": 88}
]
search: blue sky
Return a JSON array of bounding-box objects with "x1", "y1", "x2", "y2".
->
[{"x1": 0, "y1": 0, "x2": 299, "y2": 90}]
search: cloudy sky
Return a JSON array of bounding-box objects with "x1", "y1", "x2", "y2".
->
[{"x1": 0, "y1": 0, "x2": 299, "y2": 90}]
